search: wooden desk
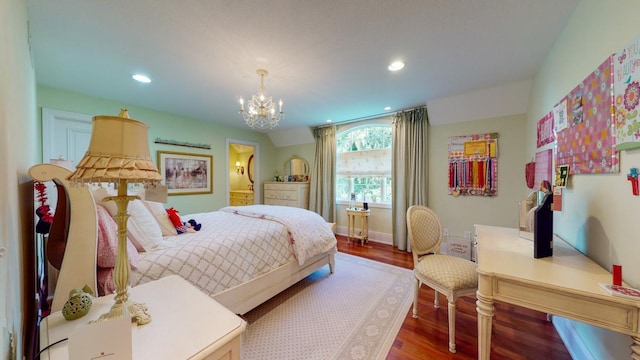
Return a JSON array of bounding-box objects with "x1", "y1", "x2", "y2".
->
[
  {"x1": 346, "y1": 208, "x2": 370, "y2": 245},
  {"x1": 475, "y1": 225, "x2": 640, "y2": 360},
  {"x1": 40, "y1": 275, "x2": 246, "y2": 360}
]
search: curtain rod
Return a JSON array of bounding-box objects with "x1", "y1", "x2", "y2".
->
[{"x1": 313, "y1": 105, "x2": 427, "y2": 129}]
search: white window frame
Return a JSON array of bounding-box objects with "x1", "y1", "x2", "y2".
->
[{"x1": 335, "y1": 118, "x2": 392, "y2": 209}]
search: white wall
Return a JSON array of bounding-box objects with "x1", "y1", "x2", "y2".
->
[
  {"x1": 1, "y1": 0, "x2": 38, "y2": 358},
  {"x1": 526, "y1": 1, "x2": 640, "y2": 358}
]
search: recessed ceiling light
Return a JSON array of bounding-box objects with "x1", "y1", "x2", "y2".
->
[
  {"x1": 388, "y1": 61, "x2": 405, "y2": 72},
  {"x1": 326, "y1": 119, "x2": 332, "y2": 123},
  {"x1": 132, "y1": 74, "x2": 151, "y2": 83},
  {"x1": 384, "y1": 106, "x2": 391, "y2": 111}
]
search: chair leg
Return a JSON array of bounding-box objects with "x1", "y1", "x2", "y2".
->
[
  {"x1": 412, "y1": 277, "x2": 419, "y2": 318},
  {"x1": 434, "y1": 290, "x2": 440, "y2": 309},
  {"x1": 447, "y1": 298, "x2": 456, "y2": 353}
]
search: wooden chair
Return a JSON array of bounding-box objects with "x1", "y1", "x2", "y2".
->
[{"x1": 406, "y1": 205, "x2": 478, "y2": 353}]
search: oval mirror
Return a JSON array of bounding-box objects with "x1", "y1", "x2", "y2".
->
[
  {"x1": 284, "y1": 156, "x2": 309, "y2": 181},
  {"x1": 247, "y1": 154, "x2": 254, "y2": 184}
]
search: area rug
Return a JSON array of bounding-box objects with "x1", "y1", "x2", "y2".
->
[{"x1": 240, "y1": 252, "x2": 414, "y2": 360}]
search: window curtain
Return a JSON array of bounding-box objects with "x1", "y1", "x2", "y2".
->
[
  {"x1": 392, "y1": 107, "x2": 429, "y2": 251},
  {"x1": 309, "y1": 126, "x2": 336, "y2": 222}
]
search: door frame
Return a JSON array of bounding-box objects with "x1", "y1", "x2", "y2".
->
[{"x1": 225, "y1": 138, "x2": 260, "y2": 205}]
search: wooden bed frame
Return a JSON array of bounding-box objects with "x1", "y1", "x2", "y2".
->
[{"x1": 29, "y1": 163, "x2": 335, "y2": 315}]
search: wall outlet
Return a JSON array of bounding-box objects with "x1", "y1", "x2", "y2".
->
[
  {"x1": 464, "y1": 231, "x2": 471, "y2": 240},
  {"x1": 443, "y1": 228, "x2": 449, "y2": 236}
]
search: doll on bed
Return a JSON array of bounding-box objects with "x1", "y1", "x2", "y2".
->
[{"x1": 166, "y1": 207, "x2": 201, "y2": 234}]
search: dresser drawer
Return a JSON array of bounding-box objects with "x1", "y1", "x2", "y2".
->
[
  {"x1": 230, "y1": 191, "x2": 254, "y2": 200},
  {"x1": 265, "y1": 199, "x2": 299, "y2": 207},
  {"x1": 264, "y1": 189, "x2": 297, "y2": 200},
  {"x1": 230, "y1": 191, "x2": 254, "y2": 206},
  {"x1": 264, "y1": 183, "x2": 301, "y2": 191}
]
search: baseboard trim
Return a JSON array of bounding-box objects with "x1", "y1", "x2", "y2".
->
[
  {"x1": 335, "y1": 226, "x2": 393, "y2": 245},
  {"x1": 553, "y1": 316, "x2": 596, "y2": 360}
]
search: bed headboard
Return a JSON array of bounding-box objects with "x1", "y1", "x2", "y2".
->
[{"x1": 29, "y1": 164, "x2": 98, "y2": 312}]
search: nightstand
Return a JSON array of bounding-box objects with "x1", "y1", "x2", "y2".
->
[
  {"x1": 346, "y1": 208, "x2": 370, "y2": 245},
  {"x1": 39, "y1": 275, "x2": 246, "y2": 360}
]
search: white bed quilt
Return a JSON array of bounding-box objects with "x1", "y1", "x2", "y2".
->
[
  {"x1": 220, "y1": 205, "x2": 337, "y2": 265},
  {"x1": 129, "y1": 205, "x2": 336, "y2": 297}
]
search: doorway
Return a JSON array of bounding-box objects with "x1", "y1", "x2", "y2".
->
[{"x1": 226, "y1": 139, "x2": 260, "y2": 205}]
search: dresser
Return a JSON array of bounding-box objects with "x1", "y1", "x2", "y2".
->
[
  {"x1": 264, "y1": 182, "x2": 309, "y2": 209},
  {"x1": 229, "y1": 190, "x2": 254, "y2": 206},
  {"x1": 39, "y1": 275, "x2": 246, "y2": 360}
]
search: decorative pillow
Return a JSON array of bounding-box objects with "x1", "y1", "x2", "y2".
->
[
  {"x1": 97, "y1": 266, "x2": 116, "y2": 296},
  {"x1": 102, "y1": 198, "x2": 163, "y2": 252},
  {"x1": 124, "y1": 200, "x2": 164, "y2": 252},
  {"x1": 96, "y1": 205, "x2": 139, "y2": 269},
  {"x1": 143, "y1": 200, "x2": 178, "y2": 236},
  {"x1": 91, "y1": 186, "x2": 115, "y2": 209}
]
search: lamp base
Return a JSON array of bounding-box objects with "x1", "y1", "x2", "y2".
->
[{"x1": 92, "y1": 299, "x2": 151, "y2": 326}]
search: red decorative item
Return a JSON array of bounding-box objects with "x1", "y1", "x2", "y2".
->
[
  {"x1": 34, "y1": 181, "x2": 53, "y2": 234},
  {"x1": 525, "y1": 162, "x2": 535, "y2": 189},
  {"x1": 613, "y1": 264, "x2": 622, "y2": 286},
  {"x1": 165, "y1": 207, "x2": 183, "y2": 227},
  {"x1": 627, "y1": 168, "x2": 639, "y2": 196}
]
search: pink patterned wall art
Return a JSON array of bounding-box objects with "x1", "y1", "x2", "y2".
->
[
  {"x1": 537, "y1": 111, "x2": 555, "y2": 148},
  {"x1": 554, "y1": 56, "x2": 619, "y2": 174}
]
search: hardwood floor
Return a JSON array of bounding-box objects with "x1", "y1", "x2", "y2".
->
[{"x1": 336, "y1": 235, "x2": 573, "y2": 360}]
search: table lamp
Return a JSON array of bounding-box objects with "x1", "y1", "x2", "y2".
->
[{"x1": 67, "y1": 109, "x2": 161, "y2": 325}]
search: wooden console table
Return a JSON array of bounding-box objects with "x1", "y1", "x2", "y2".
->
[{"x1": 475, "y1": 225, "x2": 640, "y2": 360}]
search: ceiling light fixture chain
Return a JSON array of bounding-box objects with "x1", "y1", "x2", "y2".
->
[{"x1": 239, "y1": 69, "x2": 284, "y2": 129}]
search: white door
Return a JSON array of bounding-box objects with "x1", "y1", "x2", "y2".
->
[
  {"x1": 40, "y1": 108, "x2": 92, "y2": 212},
  {"x1": 42, "y1": 108, "x2": 92, "y2": 167}
]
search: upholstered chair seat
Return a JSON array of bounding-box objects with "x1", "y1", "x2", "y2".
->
[{"x1": 414, "y1": 254, "x2": 478, "y2": 291}]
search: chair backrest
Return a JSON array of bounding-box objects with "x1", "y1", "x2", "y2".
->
[{"x1": 406, "y1": 205, "x2": 444, "y2": 264}]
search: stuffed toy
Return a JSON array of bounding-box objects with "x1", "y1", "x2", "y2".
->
[
  {"x1": 187, "y1": 219, "x2": 202, "y2": 231},
  {"x1": 166, "y1": 207, "x2": 202, "y2": 234}
]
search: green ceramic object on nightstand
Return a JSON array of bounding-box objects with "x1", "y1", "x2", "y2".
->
[{"x1": 62, "y1": 285, "x2": 94, "y2": 320}]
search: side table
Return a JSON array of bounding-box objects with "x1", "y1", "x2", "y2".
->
[
  {"x1": 346, "y1": 208, "x2": 370, "y2": 245},
  {"x1": 39, "y1": 275, "x2": 246, "y2": 360}
]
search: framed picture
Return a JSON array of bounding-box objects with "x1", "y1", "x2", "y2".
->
[{"x1": 157, "y1": 151, "x2": 213, "y2": 195}]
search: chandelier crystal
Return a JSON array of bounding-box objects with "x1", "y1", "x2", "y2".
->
[{"x1": 239, "y1": 69, "x2": 284, "y2": 129}]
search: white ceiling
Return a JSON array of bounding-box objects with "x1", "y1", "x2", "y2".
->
[{"x1": 26, "y1": 0, "x2": 579, "y2": 133}]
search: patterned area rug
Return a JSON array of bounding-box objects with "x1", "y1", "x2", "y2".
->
[{"x1": 241, "y1": 251, "x2": 414, "y2": 360}]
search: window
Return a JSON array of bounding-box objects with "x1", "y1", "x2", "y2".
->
[{"x1": 336, "y1": 124, "x2": 392, "y2": 206}]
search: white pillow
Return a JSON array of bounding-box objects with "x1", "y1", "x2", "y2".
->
[
  {"x1": 143, "y1": 200, "x2": 178, "y2": 236},
  {"x1": 103, "y1": 198, "x2": 163, "y2": 252},
  {"x1": 127, "y1": 200, "x2": 163, "y2": 252}
]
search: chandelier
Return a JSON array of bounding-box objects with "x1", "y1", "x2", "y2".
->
[{"x1": 239, "y1": 69, "x2": 284, "y2": 129}]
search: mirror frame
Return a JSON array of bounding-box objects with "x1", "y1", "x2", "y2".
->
[
  {"x1": 247, "y1": 154, "x2": 254, "y2": 184},
  {"x1": 283, "y1": 155, "x2": 309, "y2": 181}
]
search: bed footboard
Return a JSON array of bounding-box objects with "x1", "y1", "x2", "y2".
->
[{"x1": 213, "y1": 248, "x2": 336, "y2": 315}]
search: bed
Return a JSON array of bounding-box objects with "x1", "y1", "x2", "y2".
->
[{"x1": 29, "y1": 163, "x2": 336, "y2": 317}]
